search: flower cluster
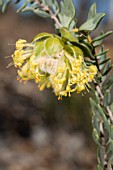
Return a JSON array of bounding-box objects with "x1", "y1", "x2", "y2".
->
[{"x1": 12, "y1": 33, "x2": 97, "y2": 99}]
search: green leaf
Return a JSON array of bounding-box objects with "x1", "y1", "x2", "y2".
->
[
  {"x1": 107, "y1": 139, "x2": 113, "y2": 155},
  {"x1": 45, "y1": 37, "x2": 64, "y2": 56},
  {"x1": 79, "y1": 3, "x2": 105, "y2": 31},
  {"x1": 69, "y1": 19, "x2": 77, "y2": 30},
  {"x1": 88, "y1": 3, "x2": 96, "y2": 19},
  {"x1": 22, "y1": 5, "x2": 50, "y2": 18},
  {"x1": 92, "y1": 128, "x2": 100, "y2": 146},
  {"x1": 71, "y1": 41, "x2": 94, "y2": 59},
  {"x1": 32, "y1": 33, "x2": 53, "y2": 42},
  {"x1": 104, "y1": 90, "x2": 111, "y2": 107},
  {"x1": 102, "y1": 60, "x2": 112, "y2": 76},
  {"x1": 93, "y1": 39, "x2": 103, "y2": 47},
  {"x1": 95, "y1": 91, "x2": 100, "y2": 104},
  {"x1": 99, "y1": 58, "x2": 110, "y2": 70},
  {"x1": 103, "y1": 76, "x2": 113, "y2": 91},
  {"x1": 58, "y1": 0, "x2": 76, "y2": 28},
  {"x1": 90, "y1": 98, "x2": 110, "y2": 133},
  {"x1": 90, "y1": 98, "x2": 100, "y2": 119},
  {"x1": 60, "y1": 27, "x2": 78, "y2": 42},
  {"x1": 17, "y1": 1, "x2": 28, "y2": 13},
  {"x1": 98, "y1": 148, "x2": 104, "y2": 167},
  {"x1": 99, "y1": 58, "x2": 110, "y2": 66},
  {"x1": 80, "y1": 13, "x2": 105, "y2": 31},
  {"x1": 33, "y1": 9, "x2": 50, "y2": 18},
  {"x1": 83, "y1": 39, "x2": 93, "y2": 51},
  {"x1": 69, "y1": 45, "x2": 84, "y2": 58},
  {"x1": 34, "y1": 41, "x2": 45, "y2": 57},
  {"x1": 93, "y1": 116, "x2": 100, "y2": 135},
  {"x1": 2, "y1": 0, "x2": 11, "y2": 12},
  {"x1": 51, "y1": 0, "x2": 59, "y2": 15},
  {"x1": 96, "y1": 48, "x2": 108, "y2": 60},
  {"x1": 93, "y1": 31, "x2": 113, "y2": 42}
]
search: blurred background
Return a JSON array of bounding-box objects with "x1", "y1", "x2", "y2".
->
[{"x1": 0, "y1": 0, "x2": 113, "y2": 170}]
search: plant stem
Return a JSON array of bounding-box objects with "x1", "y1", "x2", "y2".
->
[{"x1": 34, "y1": 0, "x2": 62, "y2": 28}]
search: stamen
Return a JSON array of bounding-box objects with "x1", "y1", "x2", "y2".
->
[{"x1": 6, "y1": 62, "x2": 14, "y2": 68}]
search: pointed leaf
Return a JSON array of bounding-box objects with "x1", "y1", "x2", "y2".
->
[
  {"x1": 93, "y1": 116, "x2": 100, "y2": 135},
  {"x1": 98, "y1": 147, "x2": 104, "y2": 167},
  {"x1": 80, "y1": 13, "x2": 105, "y2": 31},
  {"x1": 93, "y1": 39, "x2": 103, "y2": 47},
  {"x1": 99, "y1": 58, "x2": 110, "y2": 66},
  {"x1": 92, "y1": 128, "x2": 100, "y2": 146},
  {"x1": 102, "y1": 61, "x2": 112, "y2": 76},
  {"x1": 58, "y1": 0, "x2": 76, "y2": 28},
  {"x1": 93, "y1": 31, "x2": 113, "y2": 42},
  {"x1": 103, "y1": 76, "x2": 113, "y2": 91},
  {"x1": 17, "y1": 1, "x2": 28, "y2": 12},
  {"x1": 60, "y1": 27, "x2": 78, "y2": 42},
  {"x1": 33, "y1": 9, "x2": 50, "y2": 18},
  {"x1": 104, "y1": 90, "x2": 111, "y2": 106},
  {"x1": 99, "y1": 58, "x2": 110, "y2": 70},
  {"x1": 88, "y1": 3, "x2": 96, "y2": 19}
]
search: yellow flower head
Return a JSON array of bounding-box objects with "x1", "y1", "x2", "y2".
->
[{"x1": 12, "y1": 33, "x2": 97, "y2": 99}]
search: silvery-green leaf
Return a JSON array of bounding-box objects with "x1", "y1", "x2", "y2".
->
[
  {"x1": 92, "y1": 128, "x2": 100, "y2": 146},
  {"x1": 17, "y1": 1, "x2": 28, "y2": 12},
  {"x1": 34, "y1": 9, "x2": 50, "y2": 18},
  {"x1": 104, "y1": 90, "x2": 111, "y2": 107},
  {"x1": 58, "y1": 0, "x2": 76, "y2": 28},
  {"x1": 98, "y1": 148, "x2": 104, "y2": 167},
  {"x1": 96, "y1": 46, "x2": 108, "y2": 59},
  {"x1": 93, "y1": 39, "x2": 103, "y2": 47},
  {"x1": 80, "y1": 3, "x2": 105, "y2": 31},
  {"x1": 88, "y1": 3, "x2": 96, "y2": 19},
  {"x1": 93, "y1": 31, "x2": 113, "y2": 42},
  {"x1": 90, "y1": 98, "x2": 100, "y2": 119},
  {"x1": 80, "y1": 13, "x2": 105, "y2": 31},
  {"x1": 102, "y1": 60, "x2": 112, "y2": 76},
  {"x1": 103, "y1": 76, "x2": 113, "y2": 91},
  {"x1": 99, "y1": 58, "x2": 110, "y2": 66},
  {"x1": 93, "y1": 116, "x2": 100, "y2": 135},
  {"x1": 69, "y1": 19, "x2": 77, "y2": 30}
]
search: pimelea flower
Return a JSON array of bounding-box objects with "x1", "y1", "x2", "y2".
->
[{"x1": 12, "y1": 33, "x2": 97, "y2": 100}]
